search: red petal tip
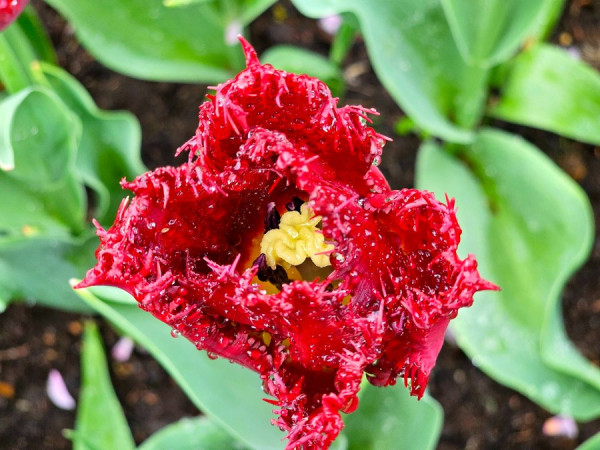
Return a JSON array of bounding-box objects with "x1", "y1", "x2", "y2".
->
[{"x1": 238, "y1": 35, "x2": 260, "y2": 67}]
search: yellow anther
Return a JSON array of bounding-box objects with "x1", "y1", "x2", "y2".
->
[
  {"x1": 260, "y1": 204, "x2": 333, "y2": 270},
  {"x1": 262, "y1": 331, "x2": 272, "y2": 346}
]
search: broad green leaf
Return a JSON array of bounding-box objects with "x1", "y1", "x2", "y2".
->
[
  {"x1": 0, "y1": 87, "x2": 76, "y2": 182},
  {"x1": 491, "y1": 44, "x2": 600, "y2": 146},
  {"x1": 38, "y1": 63, "x2": 145, "y2": 224},
  {"x1": 0, "y1": 87, "x2": 85, "y2": 233},
  {"x1": 76, "y1": 286, "x2": 285, "y2": 450},
  {"x1": 73, "y1": 321, "x2": 135, "y2": 450},
  {"x1": 578, "y1": 432, "x2": 600, "y2": 450},
  {"x1": 291, "y1": 0, "x2": 487, "y2": 141},
  {"x1": 261, "y1": 45, "x2": 345, "y2": 97},
  {"x1": 344, "y1": 383, "x2": 442, "y2": 450},
  {"x1": 415, "y1": 129, "x2": 600, "y2": 420},
  {"x1": 441, "y1": 0, "x2": 561, "y2": 67},
  {"x1": 44, "y1": 0, "x2": 273, "y2": 83},
  {"x1": 139, "y1": 416, "x2": 247, "y2": 450},
  {"x1": 0, "y1": 236, "x2": 95, "y2": 313}
]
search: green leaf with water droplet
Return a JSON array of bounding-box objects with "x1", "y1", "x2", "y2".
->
[
  {"x1": 0, "y1": 87, "x2": 85, "y2": 234},
  {"x1": 416, "y1": 128, "x2": 600, "y2": 420},
  {"x1": 0, "y1": 86, "x2": 94, "y2": 313},
  {"x1": 37, "y1": 62, "x2": 145, "y2": 224},
  {"x1": 491, "y1": 44, "x2": 600, "y2": 145}
]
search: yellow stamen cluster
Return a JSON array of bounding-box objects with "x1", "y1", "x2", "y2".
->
[{"x1": 260, "y1": 204, "x2": 333, "y2": 270}]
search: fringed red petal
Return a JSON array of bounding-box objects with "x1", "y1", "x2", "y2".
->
[{"x1": 76, "y1": 37, "x2": 497, "y2": 449}]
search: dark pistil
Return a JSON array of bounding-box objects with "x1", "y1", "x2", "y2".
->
[
  {"x1": 264, "y1": 202, "x2": 281, "y2": 232},
  {"x1": 285, "y1": 196, "x2": 303, "y2": 212},
  {"x1": 253, "y1": 253, "x2": 290, "y2": 290}
]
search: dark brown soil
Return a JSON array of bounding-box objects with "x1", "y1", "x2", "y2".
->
[{"x1": 1, "y1": 0, "x2": 599, "y2": 448}]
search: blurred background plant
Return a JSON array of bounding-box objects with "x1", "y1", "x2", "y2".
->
[{"x1": 1, "y1": 0, "x2": 599, "y2": 448}]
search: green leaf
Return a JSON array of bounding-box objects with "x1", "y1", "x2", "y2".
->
[
  {"x1": 578, "y1": 432, "x2": 600, "y2": 450},
  {"x1": 16, "y1": 6, "x2": 58, "y2": 64},
  {"x1": 43, "y1": 0, "x2": 273, "y2": 83},
  {"x1": 441, "y1": 0, "x2": 562, "y2": 67},
  {"x1": 0, "y1": 87, "x2": 85, "y2": 233},
  {"x1": 329, "y1": 13, "x2": 359, "y2": 66},
  {"x1": 0, "y1": 174, "x2": 72, "y2": 237},
  {"x1": 528, "y1": 0, "x2": 566, "y2": 40},
  {"x1": 38, "y1": 63, "x2": 145, "y2": 224},
  {"x1": 0, "y1": 20, "x2": 37, "y2": 93},
  {"x1": 0, "y1": 236, "x2": 95, "y2": 313},
  {"x1": 139, "y1": 416, "x2": 247, "y2": 450},
  {"x1": 490, "y1": 44, "x2": 600, "y2": 146},
  {"x1": 0, "y1": 87, "x2": 76, "y2": 182},
  {"x1": 75, "y1": 286, "x2": 285, "y2": 450},
  {"x1": 415, "y1": 129, "x2": 600, "y2": 420},
  {"x1": 261, "y1": 45, "x2": 345, "y2": 97},
  {"x1": 232, "y1": 0, "x2": 277, "y2": 26},
  {"x1": 73, "y1": 321, "x2": 135, "y2": 450},
  {"x1": 291, "y1": 0, "x2": 488, "y2": 142},
  {"x1": 344, "y1": 383, "x2": 442, "y2": 450}
]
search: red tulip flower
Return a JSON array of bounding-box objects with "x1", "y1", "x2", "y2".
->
[
  {"x1": 77, "y1": 38, "x2": 496, "y2": 449},
  {"x1": 0, "y1": 0, "x2": 28, "y2": 31}
]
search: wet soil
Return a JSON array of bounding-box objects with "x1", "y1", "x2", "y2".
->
[{"x1": 1, "y1": 0, "x2": 600, "y2": 448}]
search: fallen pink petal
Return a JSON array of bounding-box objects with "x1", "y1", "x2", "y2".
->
[
  {"x1": 542, "y1": 415, "x2": 578, "y2": 439},
  {"x1": 111, "y1": 336, "x2": 135, "y2": 362},
  {"x1": 46, "y1": 369, "x2": 76, "y2": 411},
  {"x1": 318, "y1": 15, "x2": 343, "y2": 36}
]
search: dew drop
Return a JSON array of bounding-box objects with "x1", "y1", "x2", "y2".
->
[
  {"x1": 372, "y1": 156, "x2": 381, "y2": 166},
  {"x1": 170, "y1": 329, "x2": 181, "y2": 338}
]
